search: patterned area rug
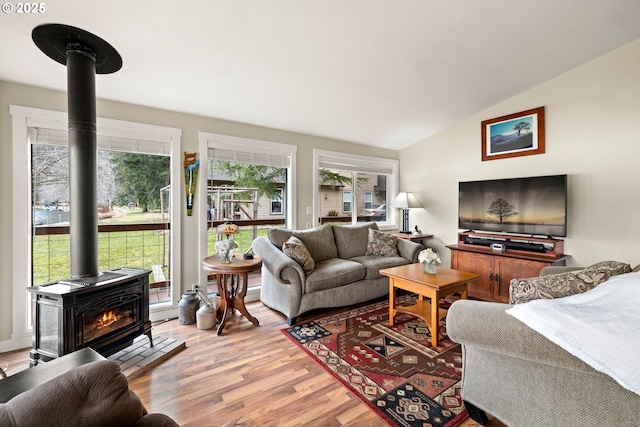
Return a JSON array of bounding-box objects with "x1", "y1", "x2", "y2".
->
[{"x1": 283, "y1": 295, "x2": 467, "y2": 427}]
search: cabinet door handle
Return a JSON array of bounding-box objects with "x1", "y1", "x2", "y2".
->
[
  {"x1": 489, "y1": 272, "x2": 494, "y2": 281},
  {"x1": 495, "y1": 273, "x2": 499, "y2": 282}
]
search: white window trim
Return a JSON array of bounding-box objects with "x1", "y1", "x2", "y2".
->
[
  {"x1": 313, "y1": 149, "x2": 399, "y2": 230},
  {"x1": 6, "y1": 105, "x2": 182, "y2": 352},
  {"x1": 198, "y1": 132, "x2": 297, "y2": 293}
]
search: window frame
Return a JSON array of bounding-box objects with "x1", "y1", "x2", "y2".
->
[
  {"x1": 364, "y1": 191, "x2": 373, "y2": 209},
  {"x1": 10, "y1": 105, "x2": 182, "y2": 351},
  {"x1": 313, "y1": 149, "x2": 399, "y2": 230},
  {"x1": 271, "y1": 188, "x2": 284, "y2": 214},
  {"x1": 342, "y1": 190, "x2": 352, "y2": 213},
  {"x1": 198, "y1": 132, "x2": 297, "y2": 292}
]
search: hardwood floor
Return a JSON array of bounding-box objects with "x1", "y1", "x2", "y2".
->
[{"x1": 0, "y1": 301, "x2": 505, "y2": 426}]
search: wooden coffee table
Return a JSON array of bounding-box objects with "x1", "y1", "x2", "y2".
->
[
  {"x1": 380, "y1": 264, "x2": 479, "y2": 347},
  {"x1": 202, "y1": 254, "x2": 262, "y2": 335}
]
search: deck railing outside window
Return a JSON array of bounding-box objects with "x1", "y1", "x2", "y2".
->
[
  {"x1": 33, "y1": 223, "x2": 171, "y2": 286},
  {"x1": 33, "y1": 219, "x2": 286, "y2": 305}
]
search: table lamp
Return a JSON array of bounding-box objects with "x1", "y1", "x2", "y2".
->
[
  {"x1": 389, "y1": 192, "x2": 422, "y2": 234},
  {"x1": 217, "y1": 223, "x2": 239, "y2": 238},
  {"x1": 216, "y1": 223, "x2": 239, "y2": 263}
]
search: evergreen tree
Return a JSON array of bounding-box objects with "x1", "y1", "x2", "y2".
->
[
  {"x1": 111, "y1": 152, "x2": 170, "y2": 212},
  {"x1": 319, "y1": 169, "x2": 369, "y2": 188},
  {"x1": 213, "y1": 161, "x2": 285, "y2": 200}
]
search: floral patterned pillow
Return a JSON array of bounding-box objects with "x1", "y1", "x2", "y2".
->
[
  {"x1": 282, "y1": 236, "x2": 315, "y2": 275},
  {"x1": 509, "y1": 260, "x2": 632, "y2": 304},
  {"x1": 365, "y1": 229, "x2": 399, "y2": 257}
]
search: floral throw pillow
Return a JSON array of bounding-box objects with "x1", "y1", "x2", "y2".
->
[
  {"x1": 282, "y1": 236, "x2": 315, "y2": 275},
  {"x1": 509, "y1": 260, "x2": 631, "y2": 304},
  {"x1": 365, "y1": 229, "x2": 399, "y2": 257}
]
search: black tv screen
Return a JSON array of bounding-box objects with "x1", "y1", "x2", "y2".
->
[{"x1": 459, "y1": 174, "x2": 567, "y2": 237}]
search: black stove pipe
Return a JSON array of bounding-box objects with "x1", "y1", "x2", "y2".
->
[
  {"x1": 67, "y1": 44, "x2": 98, "y2": 278},
  {"x1": 32, "y1": 24, "x2": 122, "y2": 279}
]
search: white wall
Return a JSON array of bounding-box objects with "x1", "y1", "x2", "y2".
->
[{"x1": 400, "y1": 38, "x2": 640, "y2": 269}]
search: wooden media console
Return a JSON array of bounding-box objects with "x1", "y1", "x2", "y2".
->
[{"x1": 448, "y1": 231, "x2": 570, "y2": 303}]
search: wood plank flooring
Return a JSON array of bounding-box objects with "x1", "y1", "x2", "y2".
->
[{"x1": 0, "y1": 301, "x2": 505, "y2": 426}]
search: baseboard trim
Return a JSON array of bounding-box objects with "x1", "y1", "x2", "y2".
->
[{"x1": 0, "y1": 336, "x2": 31, "y2": 353}]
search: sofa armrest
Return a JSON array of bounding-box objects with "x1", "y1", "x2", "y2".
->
[
  {"x1": 0, "y1": 360, "x2": 178, "y2": 427},
  {"x1": 447, "y1": 299, "x2": 595, "y2": 374},
  {"x1": 396, "y1": 238, "x2": 423, "y2": 263},
  {"x1": 540, "y1": 266, "x2": 584, "y2": 276},
  {"x1": 252, "y1": 236, "x2": 306, "y2": 284}
]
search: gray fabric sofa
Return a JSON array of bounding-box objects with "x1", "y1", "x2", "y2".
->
[
  {"x1": 447, "y1": 263, "x2": 640, "y2": 426},
  {"x1": 253, "y1": 223, "x2": 423, "y2": 324},
  {"x1": 0, "y1": 360, "x2": 179, "y2": 427}
]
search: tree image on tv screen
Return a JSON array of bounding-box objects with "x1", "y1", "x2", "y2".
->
[{"x1": 487, "y1": 198, "x2": 518, "y2": 223}]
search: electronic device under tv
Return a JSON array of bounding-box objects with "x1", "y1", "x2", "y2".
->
[{"x1": 458, "y1": 174, "x2": 567, "y2": 237}]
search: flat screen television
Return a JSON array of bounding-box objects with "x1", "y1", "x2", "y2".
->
[{"x1": 458, "y1": 174, "x2": 567, "y2": 237}]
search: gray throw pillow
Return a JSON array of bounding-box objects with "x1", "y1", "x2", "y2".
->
[
  {"x1": 268, "y1": 224, "x2": 338, "y2": 262},
  {"x1": 332, "y1": 222, "x2": 378, "y2": 259},
  {"x1": 282, "y1": 236, "x2": 315, "y2": 275}
]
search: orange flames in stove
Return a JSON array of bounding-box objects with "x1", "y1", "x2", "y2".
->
[
  {"x1": 85, "y1": 308, "x2": 134, "y2": 343},
  {"x1": 98, "y1": 310, "x2": 120, "y2": 328}
]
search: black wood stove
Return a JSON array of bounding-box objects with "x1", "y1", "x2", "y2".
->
[
  {"x1": 28, "y1": 24, "x2": 152, "y2": 365},
  {"x1": 28, "y1": 268, "x2": 153, "y2": 365}
]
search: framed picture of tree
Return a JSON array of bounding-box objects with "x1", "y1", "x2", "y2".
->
[{"x1": 481, "y1": 106, "x2": 545, "y2": 161}]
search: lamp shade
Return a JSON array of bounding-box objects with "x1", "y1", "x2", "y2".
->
[
  {"x1": 216, "y1": 223, "x2": 239, "y2": 235},
  {"x1": 389, "y1": 192, "x2": 422, "y2": 209}
]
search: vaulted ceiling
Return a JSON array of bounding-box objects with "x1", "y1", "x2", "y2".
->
[{"x1": 2, "y1": 1, "x2": 640, "y2": 149}]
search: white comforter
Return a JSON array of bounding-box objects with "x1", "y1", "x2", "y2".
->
[{"x1": 506, "y1": 272, "x2": 640, "y2": 396}]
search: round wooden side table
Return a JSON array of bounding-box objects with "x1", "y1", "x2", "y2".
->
[{"x1": 202, "y1": 254, "x2": 261, "y2": 335}]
